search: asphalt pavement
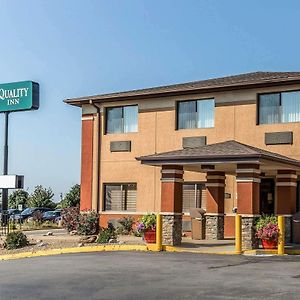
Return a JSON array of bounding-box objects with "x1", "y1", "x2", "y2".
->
[{"x1": 0, "y1": 252, "x2": 300, "y2": 300}]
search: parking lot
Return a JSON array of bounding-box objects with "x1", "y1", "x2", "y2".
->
[{"x1": 0, "y1": 252, "x2": 300, "y2": 300}]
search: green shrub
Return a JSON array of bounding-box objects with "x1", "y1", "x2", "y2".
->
[
  {"x1": 62, "y1": 208, "x2": 99, "y2": 235},
  {"x1": 117, "y1": 217, "x2": 135, "y2": 235},
  {"x1": 77, "y1": 210, "x2": 99, "y2": 235},
  {"x1": 61, "y1": 207, "x2": 80, "y2": 232},
  {"x1": 5, "y1": 231, "x2": 29, "y2": 250},
  {"x1": 96, "y1": 223, "x2": 117, "y2": 243}
]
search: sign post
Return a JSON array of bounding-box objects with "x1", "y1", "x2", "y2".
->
[
  {"x1": 0, "y1": 81, "x2": 39, "y2": 231},
  {"x1": 2, "y1": 112, "x2": 9, "y2": 223}
]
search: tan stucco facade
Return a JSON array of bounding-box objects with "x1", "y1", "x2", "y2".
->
[
  {"x1": 86, "y1": 84, "x2": 300, "y2": 213},
  {"x1": 78, "y1": 82, "x2": 300, "y2": 234}
]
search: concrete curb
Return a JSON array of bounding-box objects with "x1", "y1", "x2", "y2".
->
[
  {"x1": 0, "y1": 245, "x2": 148, "y2": 261},
  {"x1": 0, "y1": 245, "x2": 299, "y2": 261}
]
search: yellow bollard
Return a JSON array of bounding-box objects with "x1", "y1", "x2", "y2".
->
[
  {"x1": 156, "y1": 213, "x2": 162, "y2": 251},
  {"x1": 235, "y1": 214, "x2": 242, "y2": 254},
  {"x1": 278, "y1": 215, "x2": 285, "y2": 255}
]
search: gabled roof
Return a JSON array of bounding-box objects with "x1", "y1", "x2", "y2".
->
[
  {"x1": 137, "y1": 140, "x2": 300, "y2": 168},
  {"x1": 65, "y1": 71, "x2": 300, "y2": 106}
]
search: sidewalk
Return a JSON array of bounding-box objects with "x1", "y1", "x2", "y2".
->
[{"x1": 1, "y1": 229, "x2": 300, "y2": 261}]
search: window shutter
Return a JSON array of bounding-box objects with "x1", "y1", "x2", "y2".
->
[{"x1": 126, "y1": 189, "x2": 137, "y2": 211}]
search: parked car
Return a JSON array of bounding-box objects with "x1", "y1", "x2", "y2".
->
[
  {"x1": 42, "y1": 210, "x2": 61, "y2": 222},
  {"x1": 19, "y1": 207, "x2": 52, "y2": 221},
  {"x1": 8, "y1": 209, "x2": 22, "y2": 220}
]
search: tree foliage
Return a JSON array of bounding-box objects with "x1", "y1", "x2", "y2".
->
[
  {"x1": 28, "y1": 185, "x2": 56, "y2": 209},
  {"x1": 8, "y1": 190, "x2": 29, "y2": 209},
  {"x1": 61, "y1": 184, "x2": 80, "y2": 208}
]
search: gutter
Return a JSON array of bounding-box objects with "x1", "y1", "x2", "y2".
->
[
  {"x1": 136, "y1": 154, "x2": 300, "y2": 169},
  {"x1": 89, "y1": 100, "x2": 101, "y2": 213}
]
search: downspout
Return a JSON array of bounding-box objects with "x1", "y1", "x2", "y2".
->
[{"x1": 90, "y1": 99, "x2": 101, "y2": 213}]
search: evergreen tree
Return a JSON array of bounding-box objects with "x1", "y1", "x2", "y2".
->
[{"x1": 28, "y1": 185, "x2": 56, "y2": 209}]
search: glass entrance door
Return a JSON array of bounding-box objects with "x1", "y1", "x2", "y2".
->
[{"x1": 260, "y1": 178, "x2": 275, "y2": 215}]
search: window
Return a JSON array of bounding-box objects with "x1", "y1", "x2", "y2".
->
[
  {"x1": 104, "y1": 183, "x2": 137, "y2": 211},
  {"x1": 258, "y1": 91, "x2": 300, "y2": 124},
  {"x1": 182, "y1": 183, "x2": 206, "y2": 213},
  {"x1": 177, "y1": 99, "x2": 214, "y2": 129},
  {"x1": 106, "y1": 105, "x2": 138, "y2": 133}
]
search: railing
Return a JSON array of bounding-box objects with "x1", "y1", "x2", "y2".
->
[{"x1": 0, "y1": 212, "x2": 22, "y2": 235}]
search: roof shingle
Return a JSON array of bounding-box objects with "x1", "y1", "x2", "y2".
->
[
  {"x1": 65, "y1": 71, "x2": 300, "y2": 105},
  {"x1": 137, "y1": 140, "x2": 300, "y2": 167}
]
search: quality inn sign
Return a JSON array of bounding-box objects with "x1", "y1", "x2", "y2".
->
[{"x1": 0, "y1": 81, "x2": 39, "y2": 112}]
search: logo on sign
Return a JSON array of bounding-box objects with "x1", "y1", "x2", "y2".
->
[
  {"x1": 0, "y1": 81, "x2": 39, "y2": 112},
  {"x1": 0, "y1": 88, "x2": 30, "y2": 106}
]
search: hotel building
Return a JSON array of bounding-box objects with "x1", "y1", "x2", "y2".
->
[{"x1": 65, "y1": 72, "x2": 300, "y2": 249}]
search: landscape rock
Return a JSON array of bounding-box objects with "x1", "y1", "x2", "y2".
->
[
  {"x1": 36, "y1": 242, "x2": 48, "y2": 247},
  {"x1": 108, "y1": 238, "x2": 118, "y2": 244},
  {"x1": 79, "y1": 236, "x2": 97, "y2": 243},
  {"x1": 0, "y1": 239, "x2": 5, "y2": 249},
  {"x1": 43, "y1": 231, "x2": 53, "y2": 236},
  {"x1": 70, "y1": 231, "x2": 77, "y2": 236},
  {"x1": 78, "y1": 243, "x2": 84, "y2": 247}
]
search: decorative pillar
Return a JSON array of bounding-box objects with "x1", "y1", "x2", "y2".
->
[
  {"x1": 236, "y1": 164, "x2": 260, "y2": 250},
  {"x1": 205, "y1": 171, "x2": 225, "y2": 240},
  {"x1": 80, "y1": 114, "x2": 95, "y2": 211},
  {"x1": 276, "y1": 170, "x2": 297, "y2": 243},
  {"x1": 161, "y1": 165, "x2": 183, "y2": 246}
]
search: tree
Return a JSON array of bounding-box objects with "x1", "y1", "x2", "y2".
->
[
  {"x1": 8, "y1": 190, "x2": 29, "y2": 209},
  {"x1": 28, "y1": 185, "x2": 56, "y2": 209},
  {"x1": 61, "y1": 184, "x2": 80, "y2": 208}
]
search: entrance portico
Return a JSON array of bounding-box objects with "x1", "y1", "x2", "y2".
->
[{"x1": 137, "y1": 140, "x2": 300, "y2": 249}]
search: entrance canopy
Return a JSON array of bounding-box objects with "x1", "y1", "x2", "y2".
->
[{"x1": 137, "y1": 140, "x2": 300, "y2": 175}]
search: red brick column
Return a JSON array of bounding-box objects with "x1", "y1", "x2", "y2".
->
[
  {"x1": 276, "y1": 170, "x2": 297, "y2": 243},
  {"x1": 205, "y1": 171, "x2": 225, "y2": 240},
  {"x1": 161, "y1": 165, "x2": 183, "y2": 246},
  {"x1": 236, "y1": 164, "x2": 260, "y2": 250},
  {"x1": 80, "y1": 115, "x2": 94, "y2": 211}
]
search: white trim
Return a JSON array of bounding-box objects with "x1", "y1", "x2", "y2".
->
[
  {"x1": 276, "y1": 182, "x2": 297, "y2": 187},
  {"x1": 160, "y1": 212, "x2": 183, "y2": 216},
  {"x1": 81, "y1": 116, "x2": 94, "y2": 121},
  {"x1": 276, "y1": 174, "x2": 297, "y2": 179},
  {"x1": 205, "y1": 213, "x2": 225, "y2": 216},
  {"x1": 236, "y1": 169, "x2": 260, "y2": 174},
  {"x1": 236, "y1": 178, "x2": 261, "y2": 183},
  {"x1": 206, "y1": 175, "x2": 225, "y2": 180},
  {"x1": 275, "y1": 214, "x2": 292, "y2": 217},
  {"x1": 161, "y1": 178, "x2": 184, "y2": 183},
  {"x1": 100, "y1": 211, "x2": 151, "y2": 215},
  {"x1": 205, "y1": 183, "x2": 225, "y2": 187},
  {"x1": 161, "y1": 169, "x2": 184, "y2": 175}
]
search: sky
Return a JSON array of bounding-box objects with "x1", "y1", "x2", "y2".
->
[{"x1": 0, "y1": 0, "x2": 300, "y2": 201}]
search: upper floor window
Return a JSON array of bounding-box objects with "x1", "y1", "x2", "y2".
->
[
  {"x1": 177, "y1": 99, "x2": 215, "y2": 129},
  {"x1": 259, "y1": 91, "x2": 300, "y2": 124},
  {"x1": 106, "y1": 105, "x2": 138, "y2": 133}
]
